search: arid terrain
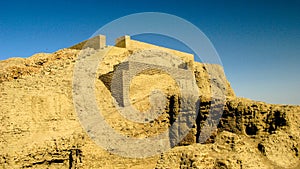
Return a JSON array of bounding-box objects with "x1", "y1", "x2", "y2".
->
[{"x1": 0, "y1": 36, "x2": 299, "y2": 168}]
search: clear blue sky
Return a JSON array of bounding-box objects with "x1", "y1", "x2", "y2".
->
[{"x1": 0, "y1": 0, "x2": 299, "y2": 105}]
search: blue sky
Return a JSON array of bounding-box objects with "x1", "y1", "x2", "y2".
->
[{"x1": 0, "y1": 0, "x2": 299, "y2": 105}]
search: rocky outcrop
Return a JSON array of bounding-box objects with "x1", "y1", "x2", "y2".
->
[{"x1": 0, "y1": 37, "x2": 299, "y2": 168}]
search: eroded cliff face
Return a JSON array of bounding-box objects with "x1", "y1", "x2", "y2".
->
[
  {"x1": 0, "y1": 41, "x2": 299, "y2": 169},
  {"x1": 157, "y1": 98, "x2": 300, "y2": 169}
]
